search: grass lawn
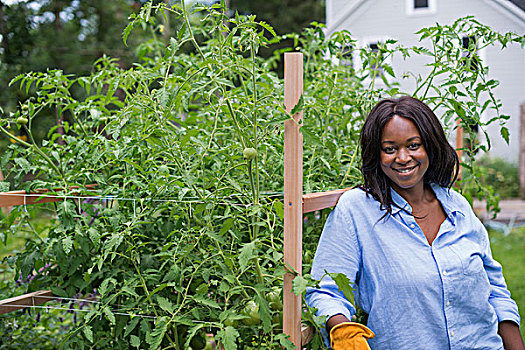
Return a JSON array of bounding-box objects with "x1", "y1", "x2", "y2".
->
[{"x1": 489, "y1": 226, "x2": 525, "y2": 340}]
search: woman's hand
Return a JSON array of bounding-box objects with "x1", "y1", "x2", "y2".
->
[
  {"x1": 327, "y1": 314, "x2": 374, "y2": 350},
  {"x1": 498, "y1": 321, "x2": 525, "y2": 350}
]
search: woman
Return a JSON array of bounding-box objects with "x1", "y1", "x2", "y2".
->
[{"x1": 305, "y1": 97, "x2": 523, "y2": 349}]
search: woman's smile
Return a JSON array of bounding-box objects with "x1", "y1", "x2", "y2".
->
[{"x1": 392, "y1": 164, "x2": 419, "y2": 174}]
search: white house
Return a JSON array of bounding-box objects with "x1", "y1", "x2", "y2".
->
[{"x1": 326, "y1": 0, "x2": 525, "y2": 163}]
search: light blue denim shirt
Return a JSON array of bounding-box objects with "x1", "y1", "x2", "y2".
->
[{"x1": 305, "y1": 183, "x2": 520, "y2": 349}]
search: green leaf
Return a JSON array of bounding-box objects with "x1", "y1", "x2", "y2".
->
[
  {"x1": 50, "y1": 286, "x2": 68, "y2": 298},
  {"x1": 193, "y1": 295, "x2": 221, "y2": 309},
  {"x1": 83, "y1": 325, "x2": 93, "y2": 343},
  {"x1": 273, "y1": 200, "x2": 284, "y2": 221},
  {"x1": 500, "y1": 127, "x2": 509, "y2": 144},
  {"x1": 157, "y1": 296, "x2": 174, "y2": 313},
  {"x1": 383, "y1": 65, "x2": 395, "y2": 77},
  {"x1": 291, "y1": 275, "x2": 308, "y2": 296},
  {"x1": 184, "y1": 324, "x2": 206, "y2": 349},
  {"x1": 88, "y1": 228, "x2": 100, "y2": 245},
  {"x1": 327, "y1": 272, "x2": 355, "y2": 304},
  {"x1": 238, "y1": 241, "x2": 255, "y2": 270},
  {"x1": 255, "y1": 292, "x2": 272, "y2": 333},
  {"x1": 219, "y1": 218, "x2": 235, "y2": 236},
  {"x1": 258, "y1": 21, "x2": 277, "y2": 37},
  {"x1": 146, "y1": 316, "x2": 169, "y2": 350},
  {"x1": 276, "y1": 333, "x2": 296, "y2": 350},
  {"x1": 103, "y1": 306, "x2": 116, "y2": 325},
  {"x1": 300, "y1": 126, "x2": 323, "y2": 147},
  {"x1": 290, "y1": 94, "x2": 303, "y2": 116},
  {"x1": 62, "y1": 236, "x2": 73, "y2": 255},
  {"x1": 130, "y1": 335, "x2": 140, "y2": 348},
  {"x1": 0, "y1": 181, "x2": 8, "y2": 192},
  {"x1": 15, "y1": 158, "x2": 31, "y2": 173},
  {"x1": 216, "y1": 326, "x2": 239, "y2": 350},
  {"x1": 124, "y1": 317, "x2": 140, "y2": 338}
]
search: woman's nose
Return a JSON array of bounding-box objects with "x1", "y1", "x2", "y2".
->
[{"x1": 396, "y1": 148, "x2": 411, "y2": 163}]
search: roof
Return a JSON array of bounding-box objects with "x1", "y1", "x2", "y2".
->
[
  {"x1": 510, "y1": 0, "x2": 525, "y2": 11},
  {"x1": 327, "y1": 0, "x2": 525, "y2": 33}
]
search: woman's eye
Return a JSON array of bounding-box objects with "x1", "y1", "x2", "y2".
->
[
  {"x1": 382, "y1": 147, "x2": 395, "y2": 154},
  {"x1": 407, "y1": 143, "x2": 420, "y2": 150}
]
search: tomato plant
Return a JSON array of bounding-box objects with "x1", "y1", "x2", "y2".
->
[{"x1": 0, "y1": 1, "x2": 521, "y2": 349}]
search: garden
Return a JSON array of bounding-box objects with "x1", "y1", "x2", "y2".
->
[{"x1": 0, "y1": 1, "x2": 524, "y2": 348}]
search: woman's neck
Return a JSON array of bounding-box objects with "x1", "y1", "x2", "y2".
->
[{"x1": 392, "y1": 183, "x2": 434, "y2": 209}]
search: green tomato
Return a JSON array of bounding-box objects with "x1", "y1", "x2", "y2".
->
[
  {"x1": 158, "y1": 164, "x2": 169, "y2": 175},
  {"x1": 190, "y1": 331, "x2": 207, "y2": 350},
  {"x1": 242, "y1": 300, "x2": 261, "y2": 325},
  {"x1": 16, "y1": 117, "x2": 28, "y2": 125},
  {"x1": 303, "y1": 250, "x2": 313, "y2": 265},
  {"x1": 272, "y1": 311, "x2": 283, "y2": 328},
  {"x1": 266, "y1": 288, "x2": 283, "y2": 311},
  {"x1": 243, "y1": 147, "x2": 257, "y2": 160},
  {"x1": 223, "y1": 316, "x2": 239, "y2": 328}
]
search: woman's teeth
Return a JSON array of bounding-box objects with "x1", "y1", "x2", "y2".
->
[{"x1": 395, "y1": 166, "x2": 416, "y2": 173}]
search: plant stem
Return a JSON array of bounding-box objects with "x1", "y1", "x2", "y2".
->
[
  {"x1": 225, "y1": 98, "x2": 247, "y2": 148},
  {"x1": 339, "y1": 148, "x2": 358, "y2": 187},
  {"x1": 181, "y1": 0, "x2": 205, "y2": 59},
  {"x1": 0, "y1": 124, "x2": 64, "y2": 178}
]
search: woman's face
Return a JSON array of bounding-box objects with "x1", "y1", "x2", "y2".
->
[{"x1": 380, "y1": 115, "x2": 429, "y2": 194}]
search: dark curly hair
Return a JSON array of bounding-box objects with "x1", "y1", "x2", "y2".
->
[{"x1": 359, "y1": 96, "x2": 459, "y2": 216}]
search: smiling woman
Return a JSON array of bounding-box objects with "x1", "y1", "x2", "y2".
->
[{"x1": 305, "y1": 96, "x2": 524, "y2": 350}]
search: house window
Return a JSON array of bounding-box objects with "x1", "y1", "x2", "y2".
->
[
  {"x1": 414, "y1": 0, "x2": 429, "y2": 8},
  {"x1": 355, "y1": 36, "x2": 392, "y2": 84},
  {"x1": 462, "y1": 35, "x2": 479, "y2": 72},
  {"x1": 340, "y1": 44, "x2": 354, "y2": 67},
  {"x1": 368, "y1": 42, "x2": 385, "y2": 78},
  {"x1": 406, "y1": 0, "x2": 436, "y2": 15}
]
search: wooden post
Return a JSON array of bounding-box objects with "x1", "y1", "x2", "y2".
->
[
  {"x1": 519, "y1": 103, "x2": 525, "y2": 199},
  {"x1": 456, "y1": 118, "x2": 463, "y2": 182},
  {"x1": 0, "y1": 169, "x2": 11, "y2": 214},
  {"x1": 283, "y1": 52, "x2": 303, "y2": 348}
]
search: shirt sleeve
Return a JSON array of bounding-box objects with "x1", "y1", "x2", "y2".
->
[
  {"x1": 477, "y1": 217, "x2": 521, "y2": 326},
  {"x1": 305, "y1": 194, "x2": 362, "y2": 343}
]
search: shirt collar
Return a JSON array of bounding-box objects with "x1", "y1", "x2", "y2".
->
[
  {"x1": 390, "y1": 187, "x2": 412, "y2": 215},
  {"x1": 389, "y1": 183, "x2": 465, "y2": 218}
]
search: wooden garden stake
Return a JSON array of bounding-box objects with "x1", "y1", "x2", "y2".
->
[
  {"x1": 456, "y1": 118, "x2": 463, "y2": 182},
  {"x1": 519, "y1": 103, "x2": 525, "y2": 199},
  {"x1": 283, "y1": 52, "x2": 303, "y2": 348}
]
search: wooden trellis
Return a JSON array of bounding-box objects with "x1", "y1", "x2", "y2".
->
[
  {"x1": 0, "y1": 185, "x2": 99, "y2": 315},
  {"x1": 0, "y1": 54, "x2": 348, "y2": 349},
  {"x1": 0, "y1": 54, "x2": 465, "y2": 350}
]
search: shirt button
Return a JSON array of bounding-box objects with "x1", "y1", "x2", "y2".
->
[
  {"x1": 443, "y1": 270, "x2": 448, "y2": 276},
  {"x1": 409, "y1": 223, "x2": 415, "y2": 228},
  {"x1": 450, "y1": 330, "x2": 455, "y2": 337},
  {"x1": 446, "y1": 301, "x2": 451, "y2": 307}
]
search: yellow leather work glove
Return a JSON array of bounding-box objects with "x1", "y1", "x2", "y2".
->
[{"x1": 329, "y1": 322, "x2": 375, "y2": 350}]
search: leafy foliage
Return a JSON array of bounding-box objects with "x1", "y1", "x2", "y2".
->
[{"x1": 0, "y1": 1, "x2": 522, "y2": 348}]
